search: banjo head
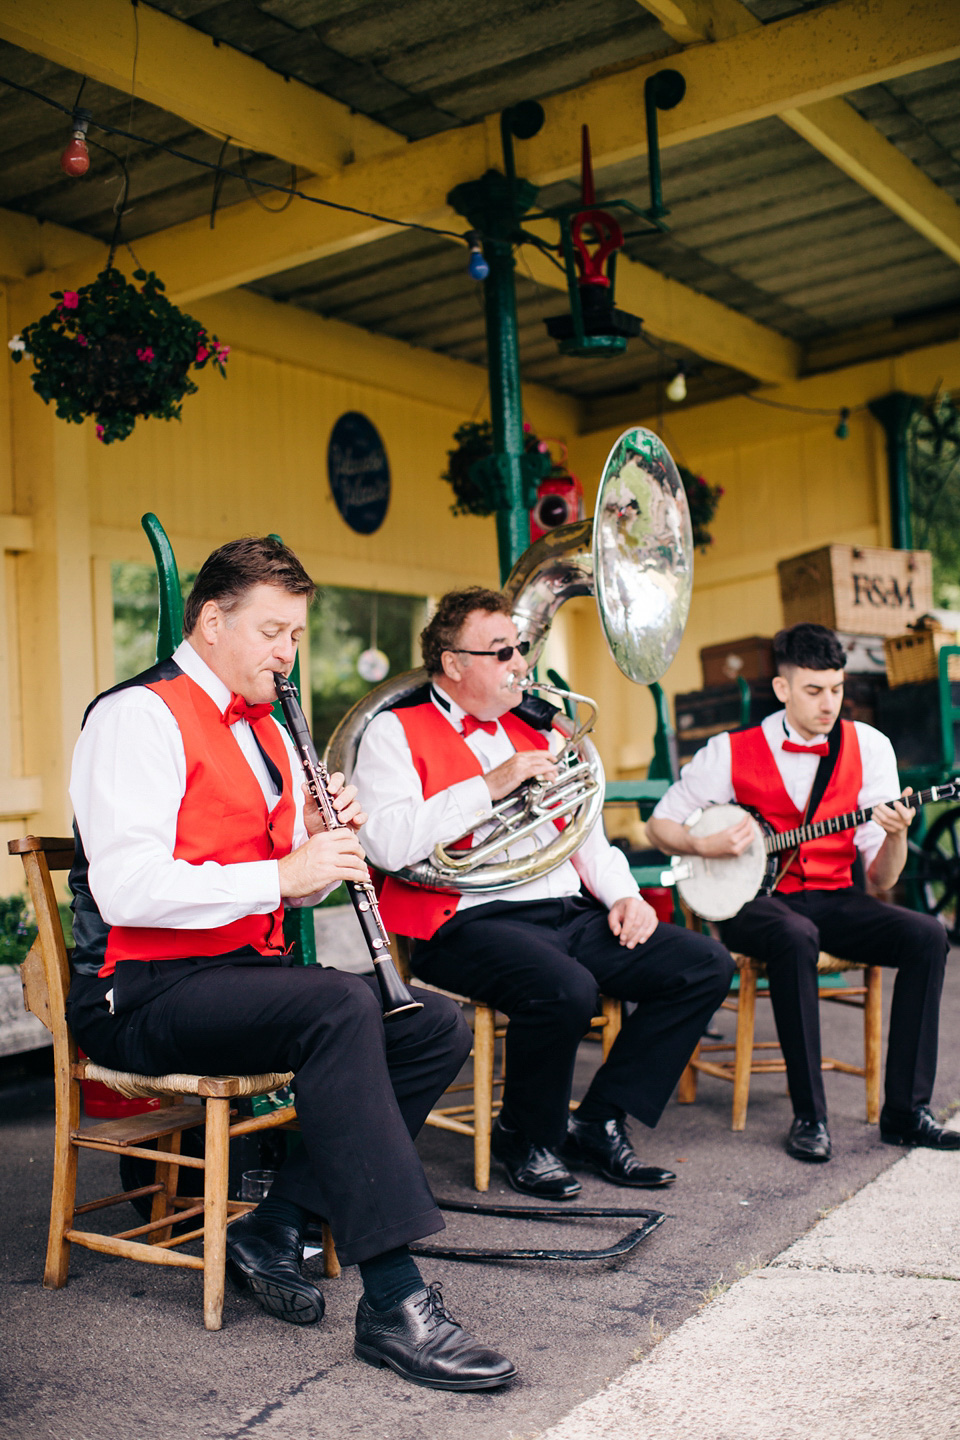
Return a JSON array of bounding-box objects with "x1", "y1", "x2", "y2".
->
[{"x1": 675, "y1": 804, "x2": 768, "y2": 922}]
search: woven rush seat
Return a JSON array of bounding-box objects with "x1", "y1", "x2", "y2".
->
[
  {"x1": 677, "y1": 949, "x2": 882, "y2": 1131},
  {"x1": 80, "y1": 1063, "x2": 294, "y2": 1100}
]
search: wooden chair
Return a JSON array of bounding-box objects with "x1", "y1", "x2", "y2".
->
[
  {"x1": 390, "y1": 936, "x2": 622, "y2": 1191},
  {"x1": 11, "y1": 834, "x2": 339, "y2": 1331},
  {"x1": 677, "y1": 950, "x2": 882, "y2": 1131}
]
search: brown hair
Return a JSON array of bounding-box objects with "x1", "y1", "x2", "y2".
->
[
  {"x1": 420, "y1": 587, "x2": 510, "y2": 675},
  {"x1": 183, "y1": 536, "x2": 315, "y2": 635}
]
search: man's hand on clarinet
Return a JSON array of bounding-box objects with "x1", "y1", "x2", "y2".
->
[
  {"x1": 279, "y1": 828, "x2": 371, "y2": 898},
  {"x1": 484, "y1": 749, "x2": 559, "y2": 801},
  {"x1": 608, "y1": 894, "x2": 658, "y2": 948},
  {"x1": 302, "y1": 773, "x2": 367, "y2": 835}
]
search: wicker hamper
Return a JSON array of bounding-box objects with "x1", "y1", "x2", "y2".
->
[
  {"x1": 778, "y1": 545, "x2": 932, "y2": 637},
  {"x1": 884, "y1": 630, "x2": 960, "y2": 689}
]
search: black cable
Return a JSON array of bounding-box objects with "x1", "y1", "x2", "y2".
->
[
  {"x1": 742, "y1": 393, "x2": 864, "y2": 418},
  {"x1": 0, "y1": 71, "x2": 470, "y2": 248}
]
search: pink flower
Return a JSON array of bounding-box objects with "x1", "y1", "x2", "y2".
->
[
  {"x1": 214, "y1": 343, "x2": 230, "y2": 360},
  {"x1": 76, "y1": 334, "x2": 88, "y2": 347},
  {"x1": 137, "y1": 346, "x2": 154, "y2": 363},
  {"x1": 95, "y1": 424, "x2": 105, "y2": 441},
  {"x1": 195, "y1": 344, "x2": 209, "y2": 363},
  {"x1": 62, "y1": 292, "x2": 79, "y2": 309},
  {"x1": 523, "y1": 422, "x2": 532, "y2": 433}
]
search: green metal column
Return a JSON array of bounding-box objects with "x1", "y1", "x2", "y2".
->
[
  {"x1": 868, "y1": 392, "x2": 920, "y2": 550},
  {"x1": 449, "y1": 171, "x2": 544, "y2": 583}
]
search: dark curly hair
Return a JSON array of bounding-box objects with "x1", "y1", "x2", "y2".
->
[
  {"x1": 420, "y1": 587, "x2": 511, "y2": 675},
  {"x1": 183, "y1": 536, "x2": 315, "y2": 635},
  {"x1": 773, "y1": 623, "x2": 847, "y2": 674}
]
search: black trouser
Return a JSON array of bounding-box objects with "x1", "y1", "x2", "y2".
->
[
  {"x1": 413, "y1": 896, "x2": 735, "y2": 1150},
  {"x1": 67, "y1": 953, "x2": 472, "y2": 1267},
  {"x1": 719, "y1": 889, "x2": 949, "y2": 1123}
]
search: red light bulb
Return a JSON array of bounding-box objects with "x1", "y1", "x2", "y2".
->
[{"x1": 61, "y1": 130, "x2": 90, "y2": 177}]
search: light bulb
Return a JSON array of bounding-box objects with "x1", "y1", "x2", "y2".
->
[
  {"x1": 60, "y1": 129, "x2": 90, "y2": 177},
  {"x1": 465, "y1": 230, "x2": 489, "y2": 281},
  {"x1": 835, "y1": 407, "x2": 850, "y2": 440},
  {"x1": 666, "y1": 367, "x2": 687, "y2": 403}
]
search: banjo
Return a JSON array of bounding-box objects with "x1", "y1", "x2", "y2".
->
[{"x1": 671, "y1": 781, "x2": 960, "y2": 922}]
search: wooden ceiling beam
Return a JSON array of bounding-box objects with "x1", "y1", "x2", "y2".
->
[
  {"x1": 636, "y1": 0, "x2": 960, "y2": 269},
  {"x1": 0, "y1": 0, "x2": 399, "y2": 175}
]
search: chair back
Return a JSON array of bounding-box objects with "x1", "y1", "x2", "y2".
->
[{"x1": 9, "y1": 836, "x2": 75, "y2": 1053}]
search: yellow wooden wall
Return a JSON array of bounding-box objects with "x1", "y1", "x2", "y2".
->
[{"x1": 1, "y1": 265, "x2": 959, "y2": 893}]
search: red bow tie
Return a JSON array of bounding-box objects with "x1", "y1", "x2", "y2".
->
[
  {"x1": 782, "y1": 738, "x2": 829, "y2": 756},
  {"x1": 222, "y1": 694, "x2": 274, "y2": 726},
  {"x1": 461, "y1": 715, "x2": 497, "y2": 738}
]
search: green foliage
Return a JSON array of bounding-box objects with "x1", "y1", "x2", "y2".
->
[
  {"x1": 9, "y1": 267, "x2": 228, "y2": 444},
  {"x1": 440, "y1": 420, "x2": 555, "y2": 517},
  {"x1": 309, "y1": 586, "x2": 427, "y2": 751},
  {"x1": 112, "y1": 562, "x2": 197, "y2": 682},
  {"x1": 908, "y1": 395, "x2": 960, "y2": 605},
  {"x1": 677, "y1": 464, "x2": 724, "y2": 552},
  {"x1": 0, "y1": 894, "x2": 37, "y2": 964}
]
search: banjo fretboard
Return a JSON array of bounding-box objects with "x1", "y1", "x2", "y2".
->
[{"x1": 766, "y1": 782, "x2": 957, "y2": 855}]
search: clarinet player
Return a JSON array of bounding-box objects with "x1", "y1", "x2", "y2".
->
[{"x1": 66, "y1": 536, "x2": 516, "y2": 1391}]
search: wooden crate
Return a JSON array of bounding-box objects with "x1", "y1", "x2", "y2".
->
[
  {"x1": 700, "y1": 636, "x2": 774, "y2": 688},
  {"x1": 884, "y1": 630, "x2": 960, "y2": 689},
  {"x1": 778, "y1": 545, "x2": 932, "y2": 637}
]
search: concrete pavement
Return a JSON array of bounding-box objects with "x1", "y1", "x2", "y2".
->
[{"x1": 540, "y1": 1118, "x2": 960, "y2": 1440}]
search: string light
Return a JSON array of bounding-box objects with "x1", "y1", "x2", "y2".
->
[
  {"x1": 60, "y1": 109, "x2": 91, "y2": 177},
  {"x1": 466, "y1": 230, "x2": 490, "y2": 281},
  {"x1": 665, "y1": 364, "x2": 687, "y2": 403}
]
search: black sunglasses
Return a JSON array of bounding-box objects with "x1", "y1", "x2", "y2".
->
[{"x1": 448, "y1": 641, "x2": 531, "y2": 663}]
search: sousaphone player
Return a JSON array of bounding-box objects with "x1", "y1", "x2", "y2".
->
[{"x1": 647, "y1": 623, "x2": 959, "y2": 1162}]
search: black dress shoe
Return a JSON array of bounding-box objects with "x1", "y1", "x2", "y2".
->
[
  {"x1": 880, "y1": 1104, "x2": 960, "y2": 1149},
  {"x1": 785, "y1": 1117, "x2": 832, "y2": 1162},
  {"x1": 225, "y1": 1213, "x2": 325, "y2": 1325},
  {"x1": 491, "y1": 1117, "x2": 581, "y2": 1199},
  {"x1": 563, "y1": 1115, "x2": 676, "y2": 1188},
  {"x1": 355, "y1": 1283, "x2": 517, "y2": 1391}
]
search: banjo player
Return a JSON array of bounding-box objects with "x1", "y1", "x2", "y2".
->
[{"x1": 646, "y1": 622, "x2": 959, "y2": 1163}]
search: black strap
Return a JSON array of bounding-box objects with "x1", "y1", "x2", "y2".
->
[{"x1": 803, "y1": 719, "x2": 843, "y2": 826}]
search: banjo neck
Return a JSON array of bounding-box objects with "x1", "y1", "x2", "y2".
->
[{"x1": 765, "y1": 782, "x2": 955, "y2": 855}]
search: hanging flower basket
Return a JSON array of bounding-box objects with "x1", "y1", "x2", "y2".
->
[
  {"x1": 8, "y1": 266, "x2": 229, "y2": 444},
  {"x1": 677, "y1": 464, "x2": 724, "y2": 551},
  {"x1": 441, "y1": 419, "x2": 562, "y2": 516}
]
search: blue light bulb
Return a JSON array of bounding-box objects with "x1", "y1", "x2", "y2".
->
[{"x1": 468, "y1": 247, "x2": 490, "y2": 281}]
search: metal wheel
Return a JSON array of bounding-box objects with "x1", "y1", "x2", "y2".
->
[{"x1": 917, "y1": 805, "x2": 960, "y2": 942}]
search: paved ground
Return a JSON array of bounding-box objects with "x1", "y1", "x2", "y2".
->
[{"x1": 1, "y1": 952, "x2": 958, "y2": 1440}]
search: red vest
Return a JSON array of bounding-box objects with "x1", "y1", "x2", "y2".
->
[
  {"x1": 729, "y1": 721, "x2": 862, "y2": 892},
  {"x1": 378, "y1": 702, "x2": 551, "y2": 941},
  {"x1": 101, "y1": 670, "x2": 296, "y2": 976}
]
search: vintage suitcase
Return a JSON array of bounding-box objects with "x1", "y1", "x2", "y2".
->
[
  {"x1": 778, "y1": 545, "x2": 932, "y2": 637},
  {"x1": 674, "y1": 682, "x2": 781, "y2": 762},
  {"x1": 699, "y1": 636, "x2": 774, "y2": 688}
]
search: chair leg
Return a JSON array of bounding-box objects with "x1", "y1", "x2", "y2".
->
[
  {"x1": 45, "y1": 1115, "x2": 78, "y2": 1290},
  {"x1": 731, "y1": 963, "x2": 757, "y2": 1132},
  {"x1": 472, "y1": 1003, "x2": 495, "y2": 1193},
  {"x1": 676, "y1": 1042, "x2": 700, "y2": 1104},
  {"x1": 321, "y1": 1220, "x2": 341, "y2": 1279},
  {"x1": 202, "y1": 1097, "x2": 230, "y2": 1331},
  {"x1": 600, "y1": 995, "x2": 622, "y2": 1061},
  {"x1": 863, "y1": 965, "x2": 882, "y2": 1125}
]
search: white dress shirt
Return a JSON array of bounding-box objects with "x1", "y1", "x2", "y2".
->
[
  {"x1": 355, "y1": 685, "x2": 639, "y2": 913},
  {"x1": 69, "y1": 641, "x2": 331, "y2": 930},
  {"x1": 651, "y1": 709, "x2": 900, "y2": 870}
]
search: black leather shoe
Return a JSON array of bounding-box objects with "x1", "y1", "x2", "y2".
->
[
  {"x1": 491, "y1": 1117, "x2": 581, "y2": 1199},
  {"x1": 785, "y1": 1117, "x2": 832, "y2": 1162},
  {"x1": 355, "y1": 1283, "x2": 517, "y2": 1391},
  {"x1": 880, "y1": 1105, "x2": 960, "y2": 1149},
  {"x1": 225, "y1": 1213, "x2": 325, "y2": 1325},
  {"x1": 563, "y1": 1115, "x2": 676, "y2": 1188}
]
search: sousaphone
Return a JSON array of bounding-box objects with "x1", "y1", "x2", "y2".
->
[{"x1": 325, "y1": 426, "x2": 694, "y2": 890}]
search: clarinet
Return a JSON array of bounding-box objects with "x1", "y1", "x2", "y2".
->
[{"x1": 274, "y1": 673, "x2": 423, "y2": 1020}]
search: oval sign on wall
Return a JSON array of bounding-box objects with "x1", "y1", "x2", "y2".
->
[{"x1": 327, "y1": 412, "x2": 391, "y2": 535}]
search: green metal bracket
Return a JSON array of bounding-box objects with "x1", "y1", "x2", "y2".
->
[
  {"x1": 938, "y1": 645, "x2": 960, "y2": 775},
  {"x1": 141, "y1": 513, "x2": 184, "y2": 662},
  {"x1": 646, "y1": 681, "x2": 680, "y2": 783},
  {"x1": 737, "y1": 674, "x2": 752, "y2": 728}
]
